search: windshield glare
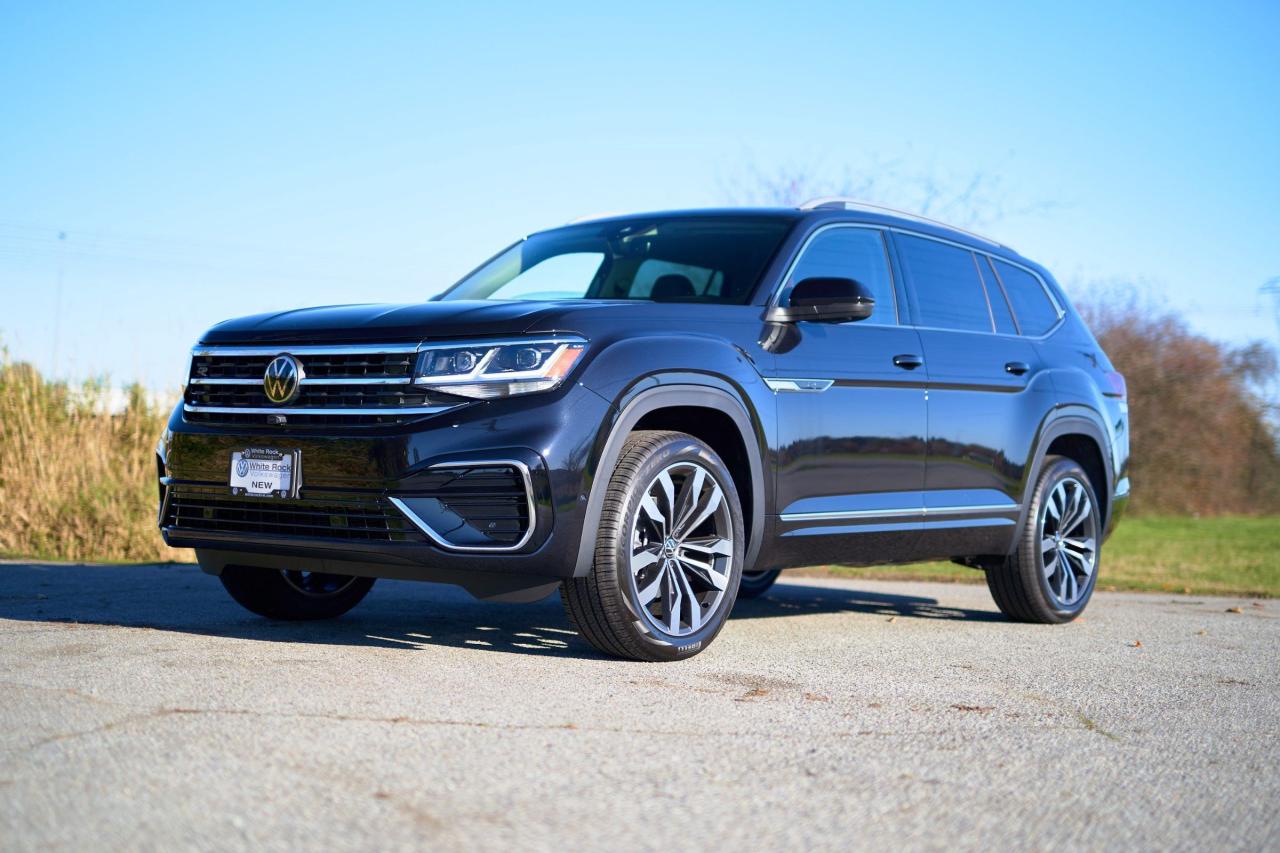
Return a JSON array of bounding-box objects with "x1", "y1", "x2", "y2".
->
[{"x1": 441, "y1": 216, "x2": 793, "y2": 305}]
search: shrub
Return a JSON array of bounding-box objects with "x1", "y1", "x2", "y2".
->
[{"x1": 0, "y1": 359, "x2": 184, "y2": 561}]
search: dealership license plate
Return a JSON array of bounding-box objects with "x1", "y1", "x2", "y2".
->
[{"x1": 229, "y1": 448, "x2": 301, "y2": 498}]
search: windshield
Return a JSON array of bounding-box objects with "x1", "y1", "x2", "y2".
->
[{"x1": 440, "y1": 216, "x2": 794, "y2": 305}]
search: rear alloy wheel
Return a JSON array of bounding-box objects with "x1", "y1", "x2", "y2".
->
[
  {"x1": 986, "y1": 455, "x2": 1101, "y2": 623},
  {"x1": 220, "y1": 565, "x2": 375, "y2": 620},
  {"x1": 561, "y1": 430, "x2": 744, "y2": 661},
  {"x1": 1039, "y1": 476, "x2": 1099, "y2": 608},
  {"x1": 736, "y1": 569, "x2": 781, "y2": 599}
]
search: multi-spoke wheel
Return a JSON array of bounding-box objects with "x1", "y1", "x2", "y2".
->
[
  {"x1": 1039, "y1": 477, "x2": 1098, "y2": 607},
  {"x1": 629, "y1": 460, "x2": 734, "y2": 636},
  {"x1": 561, "y1": 430, "x2": 744, "y2": 661},
  {"x1": 219, "y1": 564, "x2": 375, "y2": 620},
  {"x1": 986, "y1": 455, "x2": 1103, "y2": 623}
]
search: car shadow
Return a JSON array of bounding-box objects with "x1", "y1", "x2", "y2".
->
[{"x1": 0, "y1": 562, "x2": 1003, "y2": 660}]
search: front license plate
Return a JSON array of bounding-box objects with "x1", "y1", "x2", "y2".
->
[{"x1": 229, "y1": 448, "x2": 301, "y2": 498}]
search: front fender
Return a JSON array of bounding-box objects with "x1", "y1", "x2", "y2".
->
[{"x1": 571, "y1": 378, "x2": 770, "y2": 578}]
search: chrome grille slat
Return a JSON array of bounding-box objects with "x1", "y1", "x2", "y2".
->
[{"x1": 184, "y1": 343, "x2": 463, "y2": 427}]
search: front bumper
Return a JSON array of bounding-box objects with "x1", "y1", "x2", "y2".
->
[{"x1": 158, "y1": 382, "x2": 614, "y2": 596}]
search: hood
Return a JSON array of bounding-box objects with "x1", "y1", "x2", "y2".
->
[{"x1": 199, "y1": 300, "x2": 600, "y2": 345}]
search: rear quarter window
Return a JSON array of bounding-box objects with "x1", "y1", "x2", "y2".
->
[{"x1": 993, "y1": 259, "x2": 1060, "y2": 336}]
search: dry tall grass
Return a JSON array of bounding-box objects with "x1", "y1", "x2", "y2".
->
[{"x1": 0, "y1": 359, "x2": 184, "y2": 562}]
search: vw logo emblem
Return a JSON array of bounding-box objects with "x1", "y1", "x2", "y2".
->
[
  {"x1": 263, "y1": 354, "x2": 304, "y2": 405},
  {"x1": 236, "y1": 458, "x2": 250, "y2": 477}
]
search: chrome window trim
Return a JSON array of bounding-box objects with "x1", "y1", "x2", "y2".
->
[
  {"x1": 987, "y1": 255, "x2": 1066, "y2": 332},
  {"x1": 183, "y1": 404, "x2": 460, "y2": 417},
  {"x1": 970, "y1": 250, "x2": 998, "y2": 334},
  {"x1": 767, "y1": 221, "x2": 1067, "y2": 340},
  {"x1": 389, "y1": 459, "x2": 536, "y2": 553},
  {"x1": 980, "y1": 254, "x2": 1023, "y2": 336}
]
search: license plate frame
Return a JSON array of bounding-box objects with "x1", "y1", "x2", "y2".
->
[{"x1": 229, "y1": 447, "x2": 301, "y2": 499}]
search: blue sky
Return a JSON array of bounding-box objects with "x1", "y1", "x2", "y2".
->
[{"x1": 2, "y1": 1, "x2": 1278, "y2": 391}]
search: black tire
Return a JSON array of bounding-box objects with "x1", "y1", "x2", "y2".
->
[
  {"x1": 737, "y1": 569, "x2": 781, "y2": 599},
  {"x1": 561, "y1": 430, "x2": 745, "y2": 661},
  {"x1": 220, "y1": 565, "x2": 375, "y2": 620},
  {"x1": 986, "y1": 455, "x2": 1102, "y2": 624}
]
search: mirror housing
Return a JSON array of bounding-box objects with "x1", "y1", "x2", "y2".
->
[{"x1": 767, "y1": 277, "x2": 875, "y2": 324}]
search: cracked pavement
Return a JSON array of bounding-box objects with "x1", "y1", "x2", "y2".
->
[{"x1": 1, "y1": 561, "x2": 1277, "y2": 851}]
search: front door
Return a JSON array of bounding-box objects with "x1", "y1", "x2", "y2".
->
[{"x1": 768, "y1": 225, "x2": 929, "y2": 567}]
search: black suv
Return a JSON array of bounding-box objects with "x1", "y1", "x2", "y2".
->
[{"x1": 158, "y1": 200, "x2": 1130, "y2": 661}]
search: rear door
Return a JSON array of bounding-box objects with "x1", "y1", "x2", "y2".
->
[
  {"x1": 769, "y1": 224, "x2": 929, "y2": 566},
  {"x1": 893, "y1": 232, "x2": 1052, "y2": 554}
]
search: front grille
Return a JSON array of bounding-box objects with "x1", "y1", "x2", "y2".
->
[
  {"x1": 183, "y1": 345, "x2": 464, "y2": 427},
  {"x1": 394, "y1": 463, "x2": 534, "y2": 550},
  {"x1": 192, "y1": 351, "x2": 416, "y2": 381},
  {"x1": 162, "y1": 486, "x2": 426, "y2": 543},
  {"x1": 187, "y1": 386, "x2": 438, "y2": 410}
]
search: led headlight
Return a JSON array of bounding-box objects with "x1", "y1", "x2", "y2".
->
[{"x1": 413, "y1": 337, "x2": 586, "y2": 399}]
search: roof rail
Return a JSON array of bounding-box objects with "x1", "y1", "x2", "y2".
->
[{"x1": 798, "y1": 197, "x2": 1008, "y2": 249}]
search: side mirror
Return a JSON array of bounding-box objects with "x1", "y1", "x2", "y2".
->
[{"x1": 767, "y1": 277, "x2": 875, "y2": 323}]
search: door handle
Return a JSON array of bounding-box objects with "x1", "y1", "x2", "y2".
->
[
  {"x1": 893, "y1": 354, "x2": 924, "y2": 370},
  {"x1": 1005, "y1": 361, "x2": 1030, "y2": 376}
]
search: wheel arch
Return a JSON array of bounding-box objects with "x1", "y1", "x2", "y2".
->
[
  {"x1": 1016, "y1": 409, "x2": 1115, "y2": 541},
  {"x1": 573, "y1": 385, "x2": 767, "y2": 577}
]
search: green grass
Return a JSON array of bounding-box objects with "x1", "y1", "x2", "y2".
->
[{"x1": 804, "y1": 516, "x2": 1280, "y2": 598}]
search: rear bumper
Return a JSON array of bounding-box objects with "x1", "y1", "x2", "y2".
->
[{"x1": 158, "y1": 382, "x2": 615, "y2": 594}]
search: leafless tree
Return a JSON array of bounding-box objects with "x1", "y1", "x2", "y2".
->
[
  {"x1": 1077, "y1": 286, "x2": 1280, "y2": 515},
  {"x1": 719, "y1": 159, "x2": 1055, "y2": 229}
]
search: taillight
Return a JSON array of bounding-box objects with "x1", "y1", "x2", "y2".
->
[{"x1": 1103, "y1": 370, "x2": 1127, "y2": 398}]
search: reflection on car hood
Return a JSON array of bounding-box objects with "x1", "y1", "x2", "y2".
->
[{"x1": 199, "y1": 300, "x2": 614, "y2": 345}]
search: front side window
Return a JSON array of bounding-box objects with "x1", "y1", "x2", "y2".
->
[
  {"x1": 897, "y1": 234, "x2": 993, "y2": 333},
  {"x1": 993, "y1": 259, "x2": 1060, "y2": 336},
  {"x1": 441, "y1": 217, "x2": 793, "y2": 304},
  {"x1": 782, "y1": 227, "x2": 896, "y2": 325}
]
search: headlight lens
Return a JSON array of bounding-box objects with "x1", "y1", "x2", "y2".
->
[{"x1": 413, "y1": 337, "x2": 586, "y2": 399}]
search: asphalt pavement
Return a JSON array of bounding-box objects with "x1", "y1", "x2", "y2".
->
[{"x1": 1, "y1": 561, "x2": 1276, "y2": 851}]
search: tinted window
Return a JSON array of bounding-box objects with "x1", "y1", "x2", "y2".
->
[
  {"x1": 980, "y1": 256, "x2": 1017, "y2": 335},
  {"x1": 785, "y1": 228, "x2": 896, "y2": 325},
  {"x1": 897, "y1": 235, "x2": 992, "y2": 332},
  {"x1": 630, "y1": 259, "x2": 723, "y2": 299},
  {"x1": 993, "y1": 259, "x2": 1060, "y2": 335},
  {"x1": 485, "y1": 252, "x2": 602, "y2": 300},
  {"x1": 443, "y1": 216, "x2": 792, "y2": 305}
]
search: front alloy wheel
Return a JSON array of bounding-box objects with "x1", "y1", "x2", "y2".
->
[
  {"x1": 562, "y1": 430, "x2": 744, "y2": 661},
  {"x1": 629, "y1": 460, "x2": 734, "y2": 636}
]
